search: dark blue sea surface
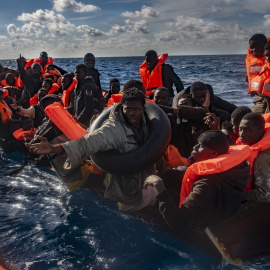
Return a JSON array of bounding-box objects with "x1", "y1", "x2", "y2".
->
[{"x1": 0, "y1": 55, "x2": 266, "y2": 270}]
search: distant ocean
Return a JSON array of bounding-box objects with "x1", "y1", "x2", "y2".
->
[{"x1": 0, "y1": 55, "x2": 265, "y2": 270}]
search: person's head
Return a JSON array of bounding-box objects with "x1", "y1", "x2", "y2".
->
[
  {"x1": 5, "y1": 73, "x2": 15, "y2": 86},
  {"x1": 40, "y1": 51, "x2": 48, "y2": 66},
  {"x1": 61, "y1": 73, "x2": 74, "y2": 90},
  {"x1": 37, "y1": 88, "x2": 47, "y2": 103},
  {"x1": 84, "y1": 53, "x2": 95, "y2": 69},
  {"x1": 191, "y1": 130, "x2": 229, "y2": 163},
  {"x1": 145, "y1": 50, "x2": 158, "y2": 72},
  {"x1": 109, "y1": 78, "x2": 120, "y2": 94},
  {"x1": 121, "y1": 88, "x2": 145, "y2": 126},
  {"x1": 122, "y1": 79, "x2": 146, "y2": 94},
  {"x1": 22, "y1": 117, "x2": 34, "y2": 131},
  {"x1": 31, "y1": 63, "x2": 41, "y2": 75},
  {"x1": 39, "y1": 94, "x2": 63, "y2": 113},
  {"x1": 190, "y1": 81, "x2": 208, "y2": 106},
  {"x1": 42, "y1": 78, "x2": 53, "y2": 92},
  {"x1": 264, "y1": 41, "x2": 270, "y2": 65},
  {"x1": 10, "y1": 119, "x2": 22, "y2": 133},
  {"x1": 239, "y1": 112, "x2": 265, "y2": 146},
  {"x1": 249, "y1": 34, "x2": 267, "y2": 58},
  {"x1": 221, "y1": 120, "x2": 238, "y2": 145},
  {"x1": 178, "y1": 94, "x2": 193, "y2": 107},
  {"x1": 45, "y1": 64, "x2": 54, "y2": 73},
  {"x1": 75, "y1": 64, "x2": 87, "y2": 82},
  {"x1": 231, "y1": 106, "x2": 252, "y2": 137},
  {"x1": 153, "y1": 87, "x2": 169, "y2": 106}
]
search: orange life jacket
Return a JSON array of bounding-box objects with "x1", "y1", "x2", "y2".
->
[
  {"x1": 24, "y1": 59, "x2": 34, "y2": 71},
  {"x1": 47, "y1": 83, "x2": 59, "y2": 95},
  {"x1": 0, "y1": 77, "x2": 23, "y2": 88},
  {"x1": 179, "y1": 145, "x2": 250, "y2": 207},
  {"x1": 34, "y1": 57, "x2": 53, "y2": 74},
  {"x1": 107, "y1": 93, "x2": 155, "y2": 108},
  {"x1": 3, "y1": 90, "x2": 9, "y2": 99},
  {"x1": 29, "y1": 94, "x2": 38, "y2": 107},
  {"x1": 164, "y1": 144, "x2": 187, "y2": 169},
  {"x1": 62, "y1": 78, "x2": 78, "y2": 108},
  {"x1": 44, "y1": 102, "x2": 88, "y2": 140},
  {"x1": 13, "y1": 128, "x2": 37, "y2": 141},
  {"x1": 140, "y1": 54, "x2": 168, "y2": 90},
  {"x1": 0, "y1": 99, "x2": 12, "y2": 124},
  {"x1": 237, "y1": 123, "x2": 270, "y2": 190},
  {"x1": 43, "y1": 68, "x2": 61, "y2": 84},
  {"x1": 263, "y1": 112, "x2": 270, "y2": 123},
  {"x1": 250, "y1": 62, "x2": 270, "y2": 96}
]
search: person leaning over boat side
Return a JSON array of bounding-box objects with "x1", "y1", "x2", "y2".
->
[
  {"x1": 26, "y1": 88, "x2": 169, "y2": 211},
  {"x1": 144, "y1": 130, "x2": 250, "y2": 231},
  {"x1": 238, "y1": 112, "x2": 270, "y2": 202},
  {"x1": 140, "y1": 50, "x2": 184, "y2": 98}
]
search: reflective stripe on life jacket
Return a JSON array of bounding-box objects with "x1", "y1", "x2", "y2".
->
[
  {"x1": 44, "y1": 102, "x2": 87, "y2": 141},
  {"x1": 62, "y1": 78, "x2": 78, "y2": 108},
  {"x1": 179, "y1": 145, "x2": 250, "y2": 207},
  {"x1": 0, "y1": 99, "x2": 12, "y2": 124},
  {"x1": 34, "y1": 57, "x2": 53, "y2": 74},
  {"x1": 237, "y1": 123, "x2": 270, "y2": 190},
  {"x1": 140, "y1": 54, "x2": 168, "y2": 90}
]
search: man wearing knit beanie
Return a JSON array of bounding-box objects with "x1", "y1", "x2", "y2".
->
[{"x1": 144, "y1": 130, "x2": 250, "y2": 231}]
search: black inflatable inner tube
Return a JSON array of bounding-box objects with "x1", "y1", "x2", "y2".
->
[{"x1": 89, "y1": 102, "x2": 171, "y2": 175}]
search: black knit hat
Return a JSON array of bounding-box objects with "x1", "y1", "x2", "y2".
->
[{"x1": 198, "y1": 130, "x2": 229, "y2": 155}]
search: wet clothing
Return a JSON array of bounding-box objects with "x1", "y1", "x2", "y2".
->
[
  {"x1": 242, "y1": 148, "x2": 270, "y2": 202},
  {"x1": 72, "y1": 77, "x2": 95, "y2": 128},
  {"x1": 157, "y1": 161, "x2": 250, "y2": 231},
  {"x1": 62, "y1": 103, "x2": 168, "y2": 210}
]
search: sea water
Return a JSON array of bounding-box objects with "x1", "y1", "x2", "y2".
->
[{"x1": 0, "y1": 55, "x2": 267, "y2": 270}]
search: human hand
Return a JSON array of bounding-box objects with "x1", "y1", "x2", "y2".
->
[
  {"x1": 25, "y1": 136, "x2": 53, "y2": 155},
  {"x1": 10, "y1": 99, "x2": 18, "y2": 110},
  {"x1": 204, "y1": 112, "x2": 220, "y2": 130},
  {"x1": 144, "y1": 175, "x2": 165, "y2": 194},
  {"x1": 17, "y1": 54, "x2": 25, "y2": 68}
]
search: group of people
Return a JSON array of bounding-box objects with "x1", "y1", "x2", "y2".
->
[{"x1": 0, "y1": 35, "x2": 270, "y2": 234}]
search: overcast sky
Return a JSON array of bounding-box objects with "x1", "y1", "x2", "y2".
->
[{"x1": 1, "y1": 0, "x2": 270, "y2": 59}]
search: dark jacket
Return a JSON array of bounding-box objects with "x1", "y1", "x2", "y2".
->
[
  {"x1": 33, "y1": 105, "x2": 45, "y2": 128},
  {"x1": 157, "y1": 161, "x2": 250, "y2": 231},
  {"x1": 73, "y1": 77, "x2": 95, "y2": 127},
  {"x1": 18, "y1": 65, "x2": 43, "y2": 100},
  {"x1": 162, "y1": 64, "x2": 184, "y2": 97},
  {"x1": 86, "y1": 68, "x2": 101, "y2": 91}
]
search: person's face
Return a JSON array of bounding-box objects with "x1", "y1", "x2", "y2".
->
[
  {"x1": 249, "y1": 40, "x2": 265, "y2": 58},
  {"x1": 153, "y1": 90, "x2": 169, "y2": 106},
  {"x1": 145, "y1": 55, "x2": 158, "y2": 72},
  {"x1": 231, "y1": 117, "x2": 240, "y2": 137},
  {"x1": 122, "y1": 100, "x2": 144, "y2": 126},
  {"x1": 75, "y1": 68, "x2": 86, "y2": 82},
  {"x1": 178, "y1": 97, "x2": 192, "y2": 107},
  {"x1": 42, "y1": 82, "x2": 52, "y2": 92},
  {"x1": 191, "y1": 143, "x2": 217, "y2": 163},
  {"x1": 193, "y1": 89, "x2": 207, "y2": 106},
  {"x1": 110, "y1": 82, "x2": 120, "y2": 94},
  {"x1": 37, "y1": 91, "x2": 47, "y2": 103},
  {"x1": 32, "y1": 64, "x2": 41, "y2": 75},
  {"x1": 40, "y1": 53, "x2": 48, "y2": 65},
  {"x1": 84, "y1": 55, "x2": 95, "y2": 69},
  {"x1": 265, "y1": 49, "x2": 270, "y2": 65},
  {"x1": 6, "y1": 75, "x2": 15, "y2": 86},
  {"x1": 62, "y1": 77, "x2": 72, "y2": 90},
  {"x1": 239, "y1": 119, "x2": 264, "y2": 146}
]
